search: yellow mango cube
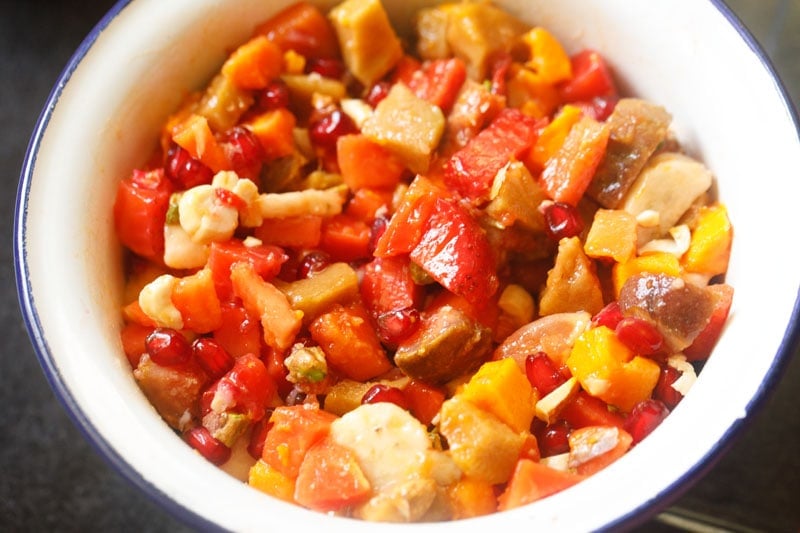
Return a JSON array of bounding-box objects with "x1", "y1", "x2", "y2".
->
[{"x1": 458, "y1": 358, "x2": 536, "y2": 433}]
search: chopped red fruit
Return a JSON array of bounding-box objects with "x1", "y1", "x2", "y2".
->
[
  {"x1": 654, "y1": 364, "x2": 684, "y2": 410},
  {"x1": 525, "y1": 352, "x2": 567, "y2": 396},
  {"x1": 624, "y1": 399, "x2": 670, "y2": 445},
  {"x1": 165, "y1": 144, "x2": 214, "y2": 188},
  {"x1": 185, "y1": 426, "x2": 231, "y2": 465},
  {"x1": 361, "y1": 384, "x2": 410, "y2": 411},
  {"x1": 536, "y1": 419, "x2": 572, "y2": 457},
  {"x1": 192, "y1": 337, "x2": 235, "y2": 379},
  {"x1": 254, "y1": 79, "x2": 290, "y2": 111},
  {"x1": 145, "y1": 328, "x2": 192, "y2": 367},
  {"x1": 592, "y1": 301, "x2": 624, "y2": 330},
  {"x1": 376, "y1": 307, "x2": 421, "y2": 345},
  {"x1": 309, "y1": 109, "x2": 358, "y2": 149},
  {"x1": 615, "y1": 317, "x2": 664, "y2": 356}
]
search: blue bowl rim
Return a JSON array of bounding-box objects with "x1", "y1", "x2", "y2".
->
[{"x1": 12, "y1": 0, "x2": 800, "y2": 530}]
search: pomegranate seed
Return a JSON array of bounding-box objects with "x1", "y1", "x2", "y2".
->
[
  {"x1": 165, "y1": 144, "x2": 213, "y2": 189},
  {"x1": 220, "y1": 126, "x2": 265, "y2": 178},
  {"x1": 367, "y1": 216, "x2": 388, "y2": 255},
  {"x1": 247, "y1": 417, "x2": 273, "y2": 459},
  {"x1": 145, "y1": 328, "x2": 192, "y2": 366},
  {"x1": 377, "y1": 307, "x2": 421, "y2": 345},
  {"x1": 365, "y1": 81, "x2": 392, "y2": 107},
  {"x1": 254, "y1": 79, "x2": 290, "y2": 111},
  {"x1": 615, "y1": 317, "x2": 664, "y2": 356},
  {"x1": 654, "y1": 364, "x2": 684, "y2": 410},
  {"x1": 525, "y1": 352, "x2": 567, "y2": 396},
  {"x1": 185, "y1": 426, "x2": 231, "y2": 465},
  {"x1": 536, "y1": 419, "x2": 571, "y2": 457},
  {"x1": 307, "y1": 58, "x2": 345, "y2": 79},
  {"x1": 214, "y1": 187, "x2": 247, "y2": 210},
  {"x1": 362, "y1": 384, "x2": 410, "y2": 411},
  {"x1": 297, "y1": 250, "x2": 332, "y2": 279},
  {"x1": 543, "y1": 202, "x2": 584, "y2": 241},
  {"x1": 309, "y1": 109, "x2": 358, "y2": 149},
  {"x1": 592, "y1": 301, "x2": 623, "y2": 330},
  {"x1": 192, "y1": 337, "x2": 235, "y2": 379},
  {"x1": 624, "y1": 399, "x2": 670, "y2": 445}
]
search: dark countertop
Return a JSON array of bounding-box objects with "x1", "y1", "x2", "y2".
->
[{"x1": 2, "y1": 1, "x2": 798, "y2": 531}]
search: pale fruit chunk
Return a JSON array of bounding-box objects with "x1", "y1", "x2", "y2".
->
[
  {"x1": 438, "y1": 397, "x2": 526, "y2": 485},
  {"x1": 328, "y1": 0, "x2": 403, "y2": 86},
  {"x1": 361, "y1": 83, "x2": 445, "y2": 174},
  {"x1": 493, "y1": 311, "x2": 592, "y2": 368},
  {"x1": 539, "y1": 236, "x2": 605, "y2": 317}
]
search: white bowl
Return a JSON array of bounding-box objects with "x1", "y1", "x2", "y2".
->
[{"x1": 15, "y1": 0, "x2": 800, "y2": 530}]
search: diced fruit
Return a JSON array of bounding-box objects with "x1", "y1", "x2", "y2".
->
[
  {"x1": 113, "y1": 169, "x2": 173, "y2": 261},
  {"x1": 328, "y1": 0, "x2": 403, "y2": 86},
  {"x1": 558, "y1": 49, "x2": 617, "y2": 104},
  {"x1": 683, "y1": 283, "x2": 733, "y2": 361},
  {"x1": 309, "y1": 302, "x2": 392, "y2": 381},
  {"x1": 539, "y1": 236, "x2": 605, "y2": 317},
  {"x1": 566, "y1": 326, "x2": 660, "y2": 412},
  {"x1": 361, "y1": 83, "x2": 445, "y2": 174},
  {"x1": 446, "y1": 477, "x2": 497, "y2": 519},
  {"x1": 294, "y1": 437, "x2": 372, "y2": 511},
  {"x1": 221, "y1": 35, "x2": 283, "y2": 90},
  {"x1": 682, "y1": 203, "x2": 733, "y2": 277},
  {"x1": 560, "y1": 391, "x2": 625, "y2": 430},
  {"x1": 402, "y1": 380, "x2": 446, "y2": 426},
  {"x1": 185, "y1": 426, "x2": 232, "y2": 465},
  {"x1": 567, "y1": 425, "x2": 633, "y2": 475},
  {"x1": 394, "y1": 304, "x2": 492, "y2": 384},
  {"x1": 438, "y1": 397, "x2": 526, "y2": 485},
  {"x1": 248, "y1": 459, "x2": 296, "y2": 502},
  {"x1": 498, "y1": 459, "x2": 585, "y2": 511},
  {"x1": 336, "y1": 134, "x2": 405, "y2": 190},
  {"x1": 444, "y1": 107, "x2": 539, "y2": 203},
  {"x1": 584, "y1": 209, "x2": 638, "y2": 264},
  {"x1": 458, "y1": 358, "x2": 537, "y2": 434},
  {"x1": 262, "y1": 404, "x2": 337, "y2": 478},
  {"x1": 254, "y1": 2, "x2": 340, "y2": 59},
  {"x1": 615, "y1": 317, "x2": 664, "y2": 356},
  {"x1": 133, "y1": 354, "x2": 207, "y2": 429},
  {"x1": 587, "y1": 99, "x2": 671, "y2": 209},
  {"x1": 279, "y1": 262, "x2": 360, "y2": 323}
]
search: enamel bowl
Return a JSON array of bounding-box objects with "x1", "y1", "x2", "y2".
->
[{"x1": 15, "y1": 0, "x2": 800, "y2": 530}]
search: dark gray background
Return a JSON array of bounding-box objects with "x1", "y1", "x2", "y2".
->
[{"x1": 2, "y1": 1, "x2": 798, "y2": 531}]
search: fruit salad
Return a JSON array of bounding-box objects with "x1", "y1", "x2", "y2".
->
[{"x1": 114, "y1": 0, "x2": 734, "y2": 522}]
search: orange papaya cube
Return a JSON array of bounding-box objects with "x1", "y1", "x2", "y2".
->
[
  {"x1": 336, "y1": 134, "x2": 406, "y2": 190},
  {"x1": 612, "y1": 251, "x2": 682, "y2": 297},
  {"x1": 171, "y1": 114, "x2": 229, "y2": 172},
  {"x1": 682, "y1": 203, "x2": 733, "y2": 277},
  {"x1": 222, "y1": 35, "x2": 283, "y2": 90},
  {"x1": 497, "y1": 459, "x2": 585, "y2": 511},
  {"x1": 446, "y1": 477, "x2": 497, "y2": 519},
  {"x1": 458, "y1": 358, "x2": 536, "y2": 434},
  {"x1": 294, "y1": 437, "x2": 372, "y2": 512},
  {"x1": 584, "y1": 209, "x2": 638, "y2": 264},
  {"x1": 243, "y1": 108, "x2": 296, "y2": 161},
  {"x1": 249, "y1": 459, "x2": 297, "y2": 502},
  {"x1": 568, "y1": 426, "x2": 633, "y2": 476},
  {"x1": 566, "y1": 326, "x2": 660, "y2": 412},
  {"x1": 309, "y1": 302, "x2": 393, "y2": 381},
  {"x1": 171, "y1": 268, "x2": 222, "y2": 334},
  {"x1": 261, "y1": 404, "x2": 337, "y2": 479}
]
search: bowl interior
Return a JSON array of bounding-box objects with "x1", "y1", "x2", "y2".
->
[{"x1": 17, "y1": 0, "x2": 800, "y2": 530}]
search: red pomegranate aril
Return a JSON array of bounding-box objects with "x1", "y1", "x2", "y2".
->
[
  {"x1": 543, "y1": 202, "x2": 584, "y2": 241},
  {"x1": 624, "y1": 399, "x2": 670, "y2": 445},
  {"x1": 255, "y1": 79, "x2": 290, "y2": 111},
  {"x1": 309, "y1": 109, "x2": 358, "y2": 149},
  {"x1": 192, "y1": 337, "x2": 235, "y2": 379},
  {"x1": 525, "y1": 352, "x2": 567, "y2": 396},
  {"x1": 615, "y1": 317, "x2": 664, "y2": 356},
  {"x1": 365, "y1": 81, "x2": 392, "y2": 107},
  {"x1": 307, "y1": 58, "x2": 345, "y2": 79},
  {"x1": 592, "y1": 301, "x2": 624, "y2": 330},
  {"x1": 185, "y1": 426, "x2": 231, "y2": 465},
  {"x1": 247, "y1": 417, "x2": 273, "y2": 459},
  {"x1": 165, "y1": 144, "x2": 214, "y2": 189},
  {"x1": 297, "y1": 250, "x2": 332, "y2": 279},
  {"x1": 362, "y1": 384, "x2": 411, "y2": 411},
  {"x1": 145, "y1": 328, "x2": 192, "y2": 366},
  {"x1": 654, "y1": 364, "x2": 684, "y2": 410},
  {"x1": 537, "y1": 419, "x2": 571, "y2": 457},
  {"x1": 377, "y1": 307, "x2": 421, "y2": 345},
  {"x1": 221, "y1": 126, "x2": 265, "y2": 176}
]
